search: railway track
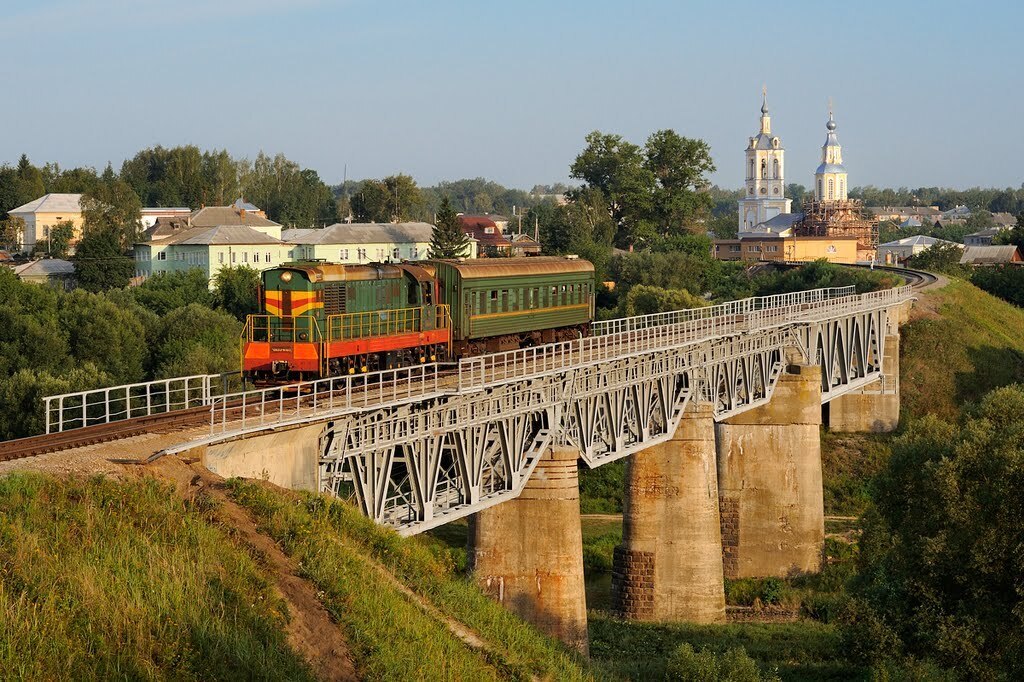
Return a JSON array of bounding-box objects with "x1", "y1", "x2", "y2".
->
[{"x1": 845, "y1": 263, "x2": 938, "y2": 290}]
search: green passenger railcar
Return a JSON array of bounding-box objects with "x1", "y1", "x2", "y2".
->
[{"x1": 429, "y1": 257, "x2": 596, "y2": 354}]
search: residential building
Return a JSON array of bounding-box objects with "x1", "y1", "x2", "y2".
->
[
  {"x1": 459, "y1": 215, "x2": 510, "y2": 256},
  {"x1": 715, "y1": 234, "x2": 859, "y2": 264},
  {"x1": 188, "y1": 204, "x2": 281, "y2": 238},
  {"x1": 8, "y1": 193, "x2": 85, "y2": 253},
  {"x1": 509, "y1": 233, "x2": 541, "y2": 256},
  {"x1": 459, "y1": 213, "x2": 509, "y2": 233},
  {"x1": 992, "y1": 212, "x2": 1018, "y2": 229},
  {"x1": 877, "y1": 235, "x2": 961, "y2": 264},
  {"x1": 282, "y1": 222, "x2": 469, "y2": 263},
  {"x1": 134, "y1": 226, "x2": 292, "y2": 285},
  {"x1": 867, "y1": 206, "x2": 942, "y2": 223},
  {"x1": 11, "y1": 258, "x2": 76, "y2": 289},
  {"x1": 964, "y1": 227, "x2": 1006, "y2": 247},
  {"x1": 959, "y1": 245, "x2": 1022, "y2": 266},
  {"x1": 140, "y1": 207, "x2": 191, "y2": 229},
  {"x1": 738, "y1": 91, "x2": 792, "y2": 232}
]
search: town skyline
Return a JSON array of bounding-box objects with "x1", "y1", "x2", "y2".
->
[{"x1": 3, "y1": 0, "x2": 1022, "y2": 191}]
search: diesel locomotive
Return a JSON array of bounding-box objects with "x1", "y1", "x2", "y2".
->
[{"x1": 242, "y1": 256, "x2": 596, "y2": 384}]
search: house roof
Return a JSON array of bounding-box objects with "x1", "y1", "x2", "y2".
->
[
  {"x1": 867, "y1": 206, "x2": 942, "y2": 217},
  {"x1": 232, "y1": 198, "x2": 262, "y2": 212},
  {"x1": 13, "y1": 258, "x2": 75, "y2": 277},
  {"x1": 880, "y1": 235, "x2": 960, "y2": 248},
  {"x1": 150, "y1": 226, "x2": 283, "y2": 246},
  {"x1": 967, "y1": 227, "x2": 1004, "y2": 238},
  {"x1": 899, "y1": 216, "x2": 923, "y2": 228},
  {"x1": 189, "y1": 205, "x2": 279, "y2": 228},
  {"x1": 960, "y1": 245, "x2": 1021, "y2": 265},
  {"x1": 992, "y1": 212, "x2": 1018, "y2": 227},
  {"x1": 8, "y1": 193, "x2": 83, "y2": 215},
  {"x1": 740, "y1": 212, "x2": 803, "y2": 239},
  {"x1": 141, "y1": 207, "x2": 191, "y2": 215},
  {"x1": 283, "y1": 222, "x2": 434, "y2": 245}
]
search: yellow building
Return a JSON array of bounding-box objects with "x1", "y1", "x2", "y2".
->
[
  {"x1": 714, "y1": 234, "x2": 860, "y2": 264},
  {"x1": 8, "y1": 193, "x2": 85, "y2": 253}
]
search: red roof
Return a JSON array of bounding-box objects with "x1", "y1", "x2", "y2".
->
[{"x1": 458, "y1": 215, "x2": 510, "y2": 247}]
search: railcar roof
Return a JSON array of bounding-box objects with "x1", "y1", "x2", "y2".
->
[
  {"x1": 277, "y1": 262, "x2": 404, "y2": 282},
  {"x1": 431, "y1": 256, "x2": 594, "y2": 279}
]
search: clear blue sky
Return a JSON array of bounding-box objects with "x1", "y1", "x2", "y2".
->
[{"x1": 2, "y1": 0, "x2": 1021, "y2": 192}]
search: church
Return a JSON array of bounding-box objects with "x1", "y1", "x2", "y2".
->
[{"x1": 716, "y1": 92, "x2": 877, "y2": 264}]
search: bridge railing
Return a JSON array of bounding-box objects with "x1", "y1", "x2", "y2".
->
[
  {"x1": 43, "y1": 374, "x2": 235, "y2": 434},
  {"x1": 208, "y1": 363, "x2": 444, "y2": 434},
  {"x1": 592, "y1": 286, "x2": 855, "y2": 336},
  {"x1": 460, "y1": 284, "x2": 913, "y2": 390}
]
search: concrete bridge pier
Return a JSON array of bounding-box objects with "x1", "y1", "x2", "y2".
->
[
  {"x1": 715, "y1": 364, "x2": 825, "y2": 578},
  {"x1": 467, "y1": 445, "x2": 589, "y2": 655},
  {"x1": 827, "y1": 332, "x2": 901, "y2": 433},
  {"x1": 612, "y1": 402, "x2": 726, "y2": 623}
]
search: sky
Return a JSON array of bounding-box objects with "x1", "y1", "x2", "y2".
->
[{"x1": 2, "y1": 0, "x2": 1022, "y2": 192}]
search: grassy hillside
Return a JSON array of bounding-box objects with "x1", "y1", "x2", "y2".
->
[
  {"x1": 0, "y1": 474, "x2": 315, "y2": 681},
  {"x1": 0, "y1": 471, "x2": 591, "y2": 681},
  {"x1": 900, "y1": 279, "x2": 1024, "y2": 421}
]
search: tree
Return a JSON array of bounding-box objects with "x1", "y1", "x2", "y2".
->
[
  {"x1": 569, "y1": 129, "x2": 717, "y2": 248},
  {"x1": 57, "y1": 289, "x2": 148, "y2": 384},
  {"x1": 619, "y1": 285, "x2": 709, "y2": 317},
  {"x1": 643, "y1": 129, "x2": 715, "y2": 235},
  {"x1": 150, "y1": 304, "x2": 242, "y2": 378},
  {"x1": 73, "y1": 230, "x2": 134, "y2": 292},
  {"x1": 350, "y1": 174, "x2": 425, "y2": 223},
  {"x1": 81, "y1": 179, "x2": 142, "y2": 249},
  {"x1": 0, "y1": 216, "x2": 25, "y2": 249},
  {"x1": 133, "y1": 270, "x2": 214, "y2": 316},
  {"x1": 428, "y1": 196, "x2": 470, "y2": 259},
  {"x1": 212, "y1": 266, "x2": 261, "y2": 321},
  {"x1": 35, "y1": 220, "x2": 74, "y2": 258},
  {"x1": 849, "y1": 386, "x2": 1024, "y2": 679},
  {"x1": 992, "y1": 213, "x2": 1024, "y2": 248}
]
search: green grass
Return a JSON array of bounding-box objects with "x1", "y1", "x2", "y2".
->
[
  {"x1": 227, "y1": 479, "x2": 592, "y2": 681},
  {"x1": 0, "y1": 473, "x2": 315, "y2": 681},
  {"x1": 590, "y1": 616, "x2": 863, "y2": 681},
  {"x1": 901, "y1": 279, "x2": 1024, "y2": 422},
  {"x1": 820, "y1": 431, "x2": 892, "y2": 516}
]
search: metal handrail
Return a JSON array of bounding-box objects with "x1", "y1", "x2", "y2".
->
[{"x1": 43, "y1": 374, "x2": 234, "y2": 434}]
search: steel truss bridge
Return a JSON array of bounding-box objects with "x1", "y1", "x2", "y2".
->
[
  {"x1": 319, "y1": 284, "x2": 910, "y2": 535},
  {"x1": 35, "y1": 283, "x2": 912, "y2": 535}
]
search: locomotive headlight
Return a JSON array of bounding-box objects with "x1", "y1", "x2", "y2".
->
[
  {"x1": 298, "y1": 331, "x2": 308, "y2": 341},
  {"x1": 280, "y1": 271, "x2": 293, "y2": 282}
]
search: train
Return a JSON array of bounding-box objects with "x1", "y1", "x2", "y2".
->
[{"x1": 241, "y1": 256, "x2": 596, "y2": 384}]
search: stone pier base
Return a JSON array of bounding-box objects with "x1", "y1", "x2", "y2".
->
[
  {"x1": 468, "y1": 446, "x2": 589, "y2": 655},
  {"x1": 828, "y1": 333, "x2": 901, "y2": 433},
  {"x1": 612, "y1": 403, "x2": 726, "y2": 623},
  {"x1": 715, "y1": 364, "x2": 825, "y2": 578}
]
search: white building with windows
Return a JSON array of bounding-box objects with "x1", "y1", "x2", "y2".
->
[
  {"x1": 814, "y1": 109, "x2": 848, "y2": 202},
  {"x1": 134, "y1": 226, "x2": 292, "y2": 285},
  {"x1": 283, "y1": 222, "x2": 478, "y2": 263},
  {"x1": 738, "y1": 92, "x2": 792, "y2": 232}
]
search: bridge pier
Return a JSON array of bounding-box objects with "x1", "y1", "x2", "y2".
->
[
  {"x1": 827, "y1": 332, "x2": 901, "y2": 433},
  {"x1": 715, "y1": 364, "x2": 825, "y2": 578},
  {"x1": 467, "y1": 445, "x2": 589, "y2": 655},
  {"x1": 612, "y1": 402, "x2": 726, "y2": 623}
]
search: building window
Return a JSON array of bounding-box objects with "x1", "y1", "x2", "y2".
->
[
  {"x1": 393, "y1": 248, "x2": 400, "y2": 260},
  {"x1": 484, "y1": 226, "x2": 494, "y2": 234},
  {"x1": 242, "y1": 252, "x2": 248, "y2": 263},
  {"x1": 265, "y1": 252, "x2": 271, "y2": 263},
  {"x1": 231, "y1": 252, "x2": 236, "y2": 263},
  {"x1": 773, "y1": 158, "x2": 779, "y2": 178},
  {"x1": 219, "y1": 252, "x2": 224, "y2": 263},
  {"x1": 749, "y1": 159, "x2": 754, "y2": 179},
  {"x1": 828, "y1": 179, "x2": 835, "y2": 200},
  {"x1": 766, "y1": 245, "x2": 779, "y2": 253},
  {"x1": 158, "y1": 252, "x2": 166, "y2": 261},
  {"x1": 760, "y1": 159, "x2": 766, "y2": 177},
  {"x1": 730, "y1": 245, "x2": 741, "y2": 252},
  {"x1": 412, "y1": 247, "x2": 419, "y2": 259},
  {"x1": 357, "y1": 248, "x2": 366, "y2": 260},
  {"x1": 818, "y1": 179, "x2": 823, "y2": 197},
  {"x1": 839, "y1": 179, "x2": 845, "y2": 197},
  {"x1": 340, "y1": 248, "x2": 349, "y2": 260}
]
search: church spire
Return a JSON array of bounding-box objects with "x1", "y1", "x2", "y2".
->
[{"x1": 760, "y1": 86, "x2": 771, "y2": 134}]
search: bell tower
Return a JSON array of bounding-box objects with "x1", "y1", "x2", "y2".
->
[
  {"x1": 814, "y1": 104, "x2": 848, "y2": 202},
  {"x1": 738, "y1": 89, "x2": 792, "y2": 232}
]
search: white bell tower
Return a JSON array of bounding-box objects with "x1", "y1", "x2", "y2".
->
[
  {"x1": 814, "y1": 103, "x2": 849, "y2": 202},
  {"x1": 738, "y1": 89, "x2": 792, "y2": 232}
]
